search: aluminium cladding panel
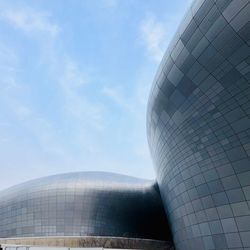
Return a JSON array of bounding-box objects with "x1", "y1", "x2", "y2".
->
[
  {"x1": 0, "y1": 172, "x2": 171, "y2": 241},
  {"x1": 147, "y1": 0, "x2": 250, "y2": 249}
]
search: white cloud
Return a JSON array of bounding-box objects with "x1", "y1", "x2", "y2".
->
[
  {"x1": 0, "y1": 44, "x2": 20, "y2": 91},
  {"x1": 0, "y1": 4, "x2": 105, "y2": 158},
  {"x1": 0, "y1": 39, "x2": 64, "y2": 156},
  {"x1": 0, "y1": 2, "x2": 161, "y2": 190},
  {"x1": 102, "y1": 86, "x2": 133, "y2": 112},
  {"x1": 1, "y1": 7, "x2": 60, "y2": 37},
  {"x1": 102, "y1": 0, "x2": 117, "y2": 8},
  {"x1": 139, "y1": 14, "x2": 167, "y2": 63},
  {"x1": 1, "y1": 81, "x2": 64, "y2": 156},
  {"x1": 14, "y1": 103, "x2": 33, "y2": 118},
  {"x1": 1, "y1": 4, "x2": 105, "y2": 144},
  {"x1": 59, "y1": 59, "x2": 105, "y2": 132},
  {"x1": 101, "y1": 63, "x2": 154, "y2": 168}
]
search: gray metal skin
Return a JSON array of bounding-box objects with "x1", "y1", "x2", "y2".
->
[
  {"x1": 147, "y1": 0, "x2": 250, "y2": 249},
  {"x1": 0, "y1": 172, "x2": 171, "y2": 241}
]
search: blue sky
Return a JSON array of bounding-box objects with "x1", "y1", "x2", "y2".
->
[{"x1": 0, "y1": 0, "x2": 191, "y2": 190}]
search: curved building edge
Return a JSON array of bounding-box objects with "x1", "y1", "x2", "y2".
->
[
  {"x1": 147, "y1": 0, "x2": 250, "y2": 249},
  {"x1": 0, "y1": 172, "x2": 171, "y2": 242}
]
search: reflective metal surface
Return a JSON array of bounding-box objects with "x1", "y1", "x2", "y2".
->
[
  {"x1": 147, "y1": 0, "x2": 250, "y2": 249},
  {"x1": 0, "y1": 172, "x2": 170, "y2": 240}
]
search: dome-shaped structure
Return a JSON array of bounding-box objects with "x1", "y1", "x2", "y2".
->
[{"x1": 0, "y1": 172, "x2": 170, "y2": 241}]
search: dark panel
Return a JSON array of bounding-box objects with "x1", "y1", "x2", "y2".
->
[
  {"x1": 0, "y1": 172, "x2": 171, "y2": 241},
  {"x1": 147, "y1": 0, "x2": 250, "y2": 249}
]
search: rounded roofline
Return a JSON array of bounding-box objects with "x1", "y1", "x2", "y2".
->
[{"x1": 0, "y1": 171, "x2": 155, "y2": 194}]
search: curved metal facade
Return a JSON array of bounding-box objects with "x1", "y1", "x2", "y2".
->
[
  {"x1": 0, "y1": 172, "x2": 170, "y2": 240},
  {"x1": 147, "y1": 0, "x2": 250, "y2": 249}
]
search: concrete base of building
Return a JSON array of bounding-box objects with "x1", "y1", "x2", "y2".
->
[{"x1": 0, "y1": 236, "x2": 174, "y2": 249}]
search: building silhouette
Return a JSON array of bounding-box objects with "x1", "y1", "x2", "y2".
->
[
  {"x1": 0, "y1": 0, "x2": 250, "y2": 249},
  {"x1": 147, "y1": 0, "x2": 250, "y2": 249}
]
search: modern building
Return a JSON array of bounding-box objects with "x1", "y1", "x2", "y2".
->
[
  {"x1": 147, "y1": 0, "x2": 250, "y2": 249},
  {"x1": 0, "y1": 172, "x2": 173, "y2": 249},
  {"x1": 0, "y1": 0, "x2": 250, "y2": 249}
]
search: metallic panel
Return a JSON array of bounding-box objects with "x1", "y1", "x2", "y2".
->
[
  {"x1": 147, "y1": 0, "x2": 250, "y2": 249},
  {"x1": 0, "y1": 172, "x2": 170, "y2": 240}
]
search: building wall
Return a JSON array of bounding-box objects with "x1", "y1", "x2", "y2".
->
[
  {"x1": 0, "y1": 172, "x2": 170, "y2": 241},
  {"x1": 147, "y1": 0, "x2": 250, "y2": 249},
  {"x1": 0, "y1": 236, "x2": 174, "y2": 249}
]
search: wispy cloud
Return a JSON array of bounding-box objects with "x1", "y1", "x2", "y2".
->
[
  {"x1": 1, "y1": 7, "x2": 60, "y2": 37},
  {"x1": 0, "y1": 1, "x2": 170, "y2": 190},
  {"x1": 102, "y1": 86, "x2": 133, "y2": 112},
  {"x1": 59, "y1": 59, "x2": 105, "y2": 132},
  {"x1": 0, "y1": 57, "x2": 64, "y2": 157},
  {"x1": 1, "y1": 3, "x2": 105, "y2": 152},
  {"x1": 139, "y1": 14, "x2": 167, "y2": 63},
  {"x1": 101, "y1": 62, "x2": 153, "y2": 167},
  {"x1": 0, "y1": 15, "x2": 63, "y2": 156},
  {"x1": 0, "y1": 44, "x2": 21, "y2": 99},
  {"x1": 101, "y1": 0, "x2": 118, "y2": 8}
]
